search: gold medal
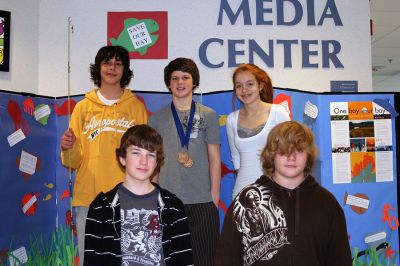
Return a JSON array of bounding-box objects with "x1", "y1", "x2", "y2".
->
[
  {"x1": 183, "y1": 156, "x2": 193, "y2": 168},
  {"x1": 177, "y1": 150, "x2": 189, "y2": 164},
  {"x1": 177, "y1": 149, "x2": 193, "y2": 168}
]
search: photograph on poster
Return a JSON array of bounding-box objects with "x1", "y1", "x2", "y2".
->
[
  {"x1": 349, "y1": 121, "x2": 374, "y2": 138},
  {"x1": 350, "y1": 138, "x2": 366, "y2": 152},
  {"x1": 0, "y1": 10, "x2": 10, "y2": 72},
  {"x1": 366, "y1": 138, "x2": 375, "y2": 152}
]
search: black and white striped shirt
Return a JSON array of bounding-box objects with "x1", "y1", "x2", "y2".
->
[{"x1": 84, "y1": 183, "x2": 194, "y2": 266}]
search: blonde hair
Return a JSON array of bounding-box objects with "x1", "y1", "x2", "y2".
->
[{"x1": 261, "y1": 121, "x2": 318, "y2": 177}]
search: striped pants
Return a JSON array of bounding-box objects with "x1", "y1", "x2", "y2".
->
[{"x1": 185, "y1": 202, "x2": 220, "y2": 266}]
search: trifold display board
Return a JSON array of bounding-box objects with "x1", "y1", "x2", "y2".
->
[{"x1": 0, "y1": 88, "x2": 398, "y2": 265}]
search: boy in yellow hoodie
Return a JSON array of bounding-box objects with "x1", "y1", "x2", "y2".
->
[{"x1": 60, "y1": 45, "x2": 147, "y2": 266}]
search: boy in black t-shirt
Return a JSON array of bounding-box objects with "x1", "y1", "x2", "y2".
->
[
  {"x1": 84, "y1": 124, "x2": 193, "y2": 266},
  {"x1": 216, "y1": 121, "x2": 352, "y2": 266}
]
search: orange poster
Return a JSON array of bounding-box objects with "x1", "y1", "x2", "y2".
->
[{"x1": 348, "y1": 102, "x2": 373, "y2": 120}]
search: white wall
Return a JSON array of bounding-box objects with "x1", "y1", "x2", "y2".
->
[
  {"x1": 373, "y1": 73, "x2": 400, "y2": 92},
  {"x1": 38, "y1": 0, "x2": 174, "y2": 97},
  {"x1": 2, "y1": 1, "x2": 373, "y2": 97},
  {"x1": 0, "y1": 0, "x2": 39, "y2": 94}
]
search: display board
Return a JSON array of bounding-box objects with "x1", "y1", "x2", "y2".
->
[{"x1": 0, "y1": 89, "x2": 398, "y2": 265}]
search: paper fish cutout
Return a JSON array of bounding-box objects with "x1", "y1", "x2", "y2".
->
[
  {"x1": 43, "y1": 194, "x2": 52, "y2": 201},
  {"x1": 219, "y1": 115, "x2": 227, "y2": 127},
  {"x1": 34, "y1": 104, "x2": 51, "y2": 125},
  {"x1": 60, "y1": 189, "x2": 70, "y2": 200},
  {"x1": 44, "y1": 182, "x2": 54, "y2": 189},
  {"x1": 54, "y1": 98, "x2": 76, "y2": 116},
  {"x1": 21, "y1": 192, "x2": 40, "y2": 216}
]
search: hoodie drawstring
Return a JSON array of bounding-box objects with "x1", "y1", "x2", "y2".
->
[
  {"x1": 295, "y1": 188, "x2": 300, "y2": 236},
  {"x1": 98, "y1": 105, "x2": 107, "y2": 154},
  {"x1": 113, "y1": 103, "x2": 117, "y2": 137}
]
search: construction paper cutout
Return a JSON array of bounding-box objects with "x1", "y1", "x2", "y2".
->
[
  {"x1": 7, "y1": 100, "x2": 30, "y2": 135},
  {"x1": 136, "y1": 94, "x2": 152, "y2": 117},
  {"x1": 8, "y1": 246, "x2": 28, "y2": 265},
  {"x1": 21, "y1": 192, "x2": 40, "y2": 216},
  {"x1": 66, "y1": 210, "x2": 77, "y2": 237},
  {"x1": 34, "y1": 104, "x2": 51, "y2": 125},
  {"x1": 110, "y1": 18, "x2": 159, "y2": 55},
  {"x1": 304, "y1": 100, "x2": 318, "y2": 119},
  {"x1": 43, "y1": 194, "x2": 52, "y2": 201},
  {"x1": 218, "y1": 200, "x2": 228, "y2": 214},
  {"x1": 273, "y1": 93, "x2": 292, "y2": 120},
  {"x1": 221, "y1": 162, "x2": 235, "y2": 178},
  {"x1": 365, "y1": 231, "x2": 386, "y2": 247},
  {"x1": 219, "y1": 115, "x2": 227, "y2": 127},
  {"x1": 16, "y1": 154, "x2": 42, "y2": 179},
  {"x1": 7, "y1": 128, "x2": 25, "y2": 147},
  {"x1": 23, "y1": 98, "x2": 34, "y2": 116},
  {"x1": 384, "y1": 246, "x2": 396, "y2": 259},
  {"x1": 54, "y1": 98, "x2": 76, "y2": 116},
  {"x1": 373, "y1": 98, "x2": 398, "y2": 118},
  {"x1": 344, "y1": 192, "x2": 369, "y2": 214},
  {"x1": 60, "y1": 189, "x2": 70, "y2": 201},
  {"x1": 0, "y1": 248, "x2": 9, "y2": 264},
  {"x1": 382, "y1": 204, "x2": 399, "y2": 231},
  {"x1": 44, "y1": 183, "x2": 54, "y2": 189},
  {"x1": 19, "y1": 150, "x2": 37, "y2": 176}
]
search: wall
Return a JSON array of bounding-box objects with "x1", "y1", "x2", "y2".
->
[
  {"x1": 0, "y1": 0, "x2": 39, "y2": 94},
  {"x1": 36, "y1": 0, "x2": 371, "y2": 96},
  {"x1": 1, "y1": 1, "x2": 373, "y2": 96}
]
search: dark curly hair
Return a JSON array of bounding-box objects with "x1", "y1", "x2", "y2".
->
[
  {"x1": 90, "y1": 45, "x2": 133, "y2": 88},
  {"x1": 116, "y1": 124, "x2": 164, "y2": 174},
  {"x1": 164, "y1": 58, "x2": 200, "y2": 90}
]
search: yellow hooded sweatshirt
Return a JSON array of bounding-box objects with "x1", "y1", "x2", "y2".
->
[{"x1": 61, "y1": 88, "x2": 148, "y2": 207}]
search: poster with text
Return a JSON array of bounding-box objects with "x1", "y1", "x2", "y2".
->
[{"x1": 330, "y1": 102, "x2": 393, "y2": 184}]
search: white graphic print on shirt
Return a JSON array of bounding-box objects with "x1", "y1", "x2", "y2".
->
[
  {"x1": 121, "y1": 208, "x2": 162, "y2": 266},
  {"x1": 182, "y1": 113, "x2": 204, "y2": 139},
  {"x1": 233, "y1": 184, "x2": 289, "y2": 265},
  {"x1": 84, "y1": 116, "x2": 136, "y2": 141}
]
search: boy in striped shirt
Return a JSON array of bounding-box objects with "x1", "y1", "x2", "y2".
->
[{"x1": 84, "y1": 124, "x2": 193, "y2": 266}]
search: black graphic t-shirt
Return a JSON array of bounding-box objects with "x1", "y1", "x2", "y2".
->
[
  {"x1": 118, "y1": 185, "x2": 165, "y2": 266},
  {"x1": 233, "y1": 184, "x2": 289, "y2": 265},
  {"x1": 216, "y1": 175, "x2": 353, "y2": 266}
]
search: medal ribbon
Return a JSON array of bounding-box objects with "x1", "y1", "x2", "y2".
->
[{"x1": 171, "y1": 101, "x2": 195, "y2": 150}]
